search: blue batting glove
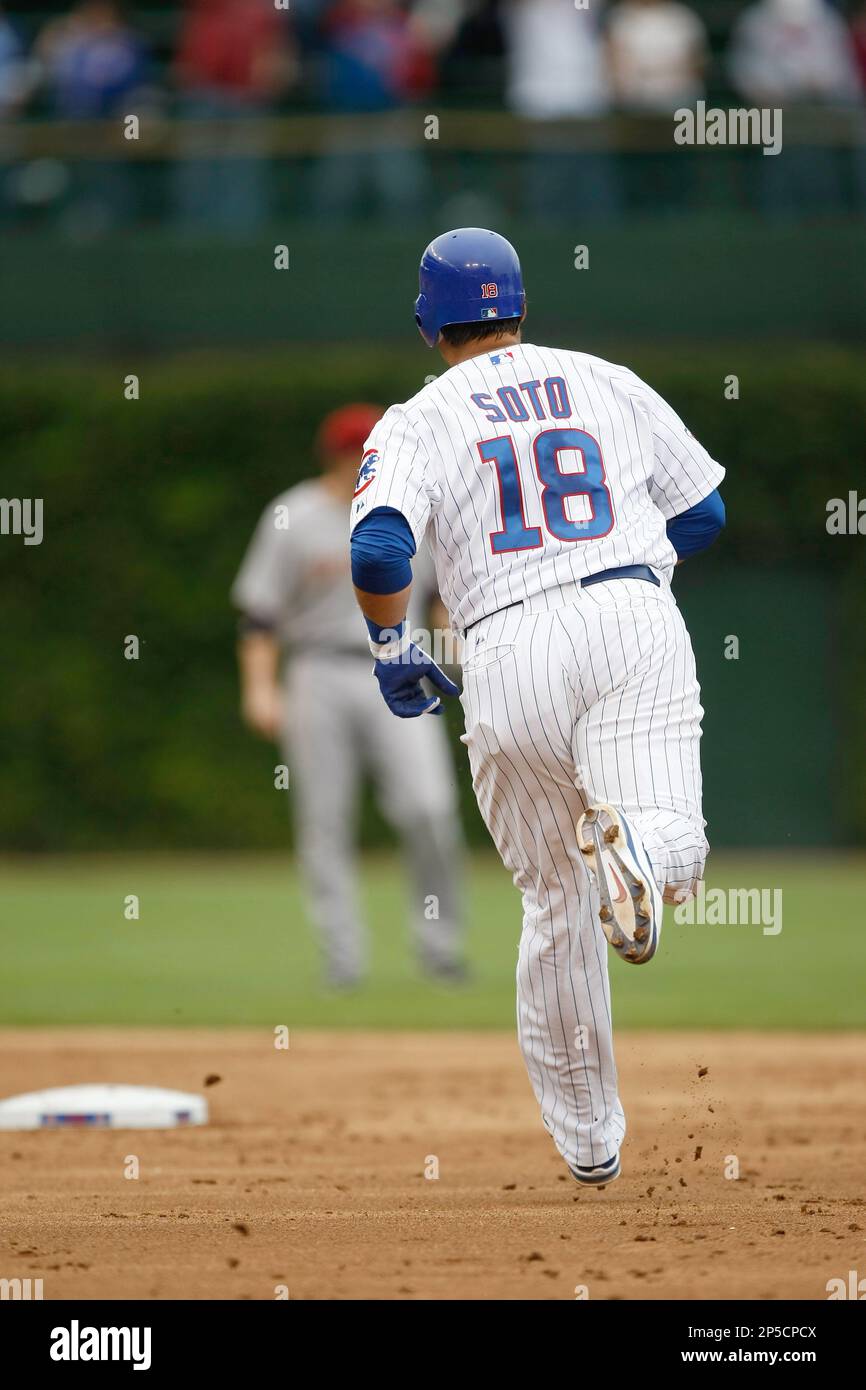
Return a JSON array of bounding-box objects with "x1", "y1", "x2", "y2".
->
[{"x1": 367, "y1": 619, "x2": 460, "y2": 718}]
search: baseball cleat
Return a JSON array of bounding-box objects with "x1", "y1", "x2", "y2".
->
[
  {"x1": 569, "y1": 1152, "x2": 621, "y2": 1188},
  {"x1": 576, "y1": 803, "x2": 663, "y2": 964}
]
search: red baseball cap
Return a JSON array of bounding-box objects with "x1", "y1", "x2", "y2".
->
[{"x1": 316, "y1": 403, "x2": 383, "y2": 457}]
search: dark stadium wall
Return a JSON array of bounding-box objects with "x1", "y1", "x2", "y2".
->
[{"x1": 2, "y1": 222, "x2": 864, "y2": 352}]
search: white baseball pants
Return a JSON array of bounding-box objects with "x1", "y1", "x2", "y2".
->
[
  {"x1": 284, "y1": 653, "x2": 463, "y2": 983},
  {"x1": 459, "y1": 577, "x2": 709, "y2": 1170}
]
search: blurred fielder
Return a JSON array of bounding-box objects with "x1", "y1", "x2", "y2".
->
[
  {"x1": 350, "y1": 230, "x2": 725, "y2": 1185},
  {"x1": 233, "y1": 404, "x2": 465, "y2": 989}
]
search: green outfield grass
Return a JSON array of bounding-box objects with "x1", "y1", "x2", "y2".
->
[{"x1": 1, "y1": 853, "x2": 862, "y2": 1030}]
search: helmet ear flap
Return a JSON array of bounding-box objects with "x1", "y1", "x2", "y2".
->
[{"x1": 414, "y1": 292, "x2": 436, "y2": 348}]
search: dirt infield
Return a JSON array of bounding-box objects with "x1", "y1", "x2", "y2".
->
[{"x1": 0, "y1": 1029, "x2": 863, "y2": 1301}]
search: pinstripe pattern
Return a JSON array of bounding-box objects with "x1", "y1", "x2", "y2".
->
[
  {"x1": 352, "y1": 344, "x2": 717, "y2": 1172},
  {"x1": 349, "y1": 344, "x2": 725, "y2": 633},
  {"x1": 460, "y1": 580, "x2": 708, "y2": 1170}
]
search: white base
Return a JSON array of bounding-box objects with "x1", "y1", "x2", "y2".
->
[{"x1": 0, "y1": 1084, "x2": 208, "y2": 1131}]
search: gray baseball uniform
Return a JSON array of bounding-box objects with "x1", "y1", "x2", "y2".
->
[{"x1": 232, "y1": 478, "x2": 463, "y2": 984}]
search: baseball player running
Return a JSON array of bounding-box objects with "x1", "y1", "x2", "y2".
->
[
  {"x1": 350, "y1": 229, "x2": 725, "y2": 1184},
  {"x1": 233, "y1": 404, "x2": 465, "y2": 990}
]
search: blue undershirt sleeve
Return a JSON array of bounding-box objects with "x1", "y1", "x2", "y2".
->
[
  {"x1": 666, "y1": 488, "x2": 726, "y2": 560},
  {"x1": 351, "y1": 507, "x2": 417, "y2": 595}
]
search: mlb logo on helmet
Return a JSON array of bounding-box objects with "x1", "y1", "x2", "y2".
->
[{"x1": 481, "y1": 307, "x2": 498, "y2": 319}]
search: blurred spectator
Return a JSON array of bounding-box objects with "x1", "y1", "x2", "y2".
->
[
  {"x1": 607, "y1": 0, "x2": 706, "y2": 113},
  {"x1": 313, "y1": 0, "x2": 435, "y2": 221},
  {"x1": 606, "y1": 0, "x2": 706, "y2": 215},
  {"x1": 728, "y1": 0, "x2": 862, "y2": 216},
  {"x1": 34, "y1": 1, "x2": 151, "y2": 234},
  {"x1": 505, "y1": 0, "x2": 609, "y2": 118},
  {"x1": 36, "y1": 0, "x2": 150, "y2": 119},
  {"x1": 728, "y1": 0, "x2": 861, "y2": 103},
  {"x1": 172, "y1": 0, "x2": 296, "y2": 236},
  {"x1": 318, "y1": 0, "x2": 436, "y2": 112},
  {"x1": 502, "y1": 0, "x2": 620, "y2": 221},
  {"x1": 0, "y1": 4, "x2": 29, "y2": 116}
]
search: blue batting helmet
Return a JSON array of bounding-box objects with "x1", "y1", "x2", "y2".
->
[{"x1": 414, "y1": 227, "x2": 526, "y2": 348}]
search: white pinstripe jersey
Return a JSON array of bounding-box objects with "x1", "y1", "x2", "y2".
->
[{"x1": 349, "y1": 343, "x2": 725, "y2": 631}]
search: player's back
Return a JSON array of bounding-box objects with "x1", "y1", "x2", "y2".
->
[{"x1": 355, "y1": 342, "x2": 723, "y2": 632}]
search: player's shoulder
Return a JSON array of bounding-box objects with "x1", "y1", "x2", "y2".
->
[
  {"x1": 534, "y1": 345, "x2": 664, "y2": 423},
  {"x1": 366, "y1": 375, "x2": 456, "y2": 449},
  {"x1": 387, "y1": 370, "x2": 457, "y2": 418},
  {"x1": 537, "y1": 343, "x2": 645, "y2": 388}
]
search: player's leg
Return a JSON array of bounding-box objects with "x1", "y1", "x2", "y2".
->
[
  {"x1": 365, "y1": 688, "x2": 465, "y2": 978},
  {"x1": 461, "y1": 607, "x2": 625, "y2": 1174},
  {"x1": 570, "y1": 581, "x2": 710, "y2": 955},
  {"x1": 284, "y1": 656, "x2": 366, "y2": 987},
  {"x1": 575, "y1": 802, "x2": 664, "y2": 964}
]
